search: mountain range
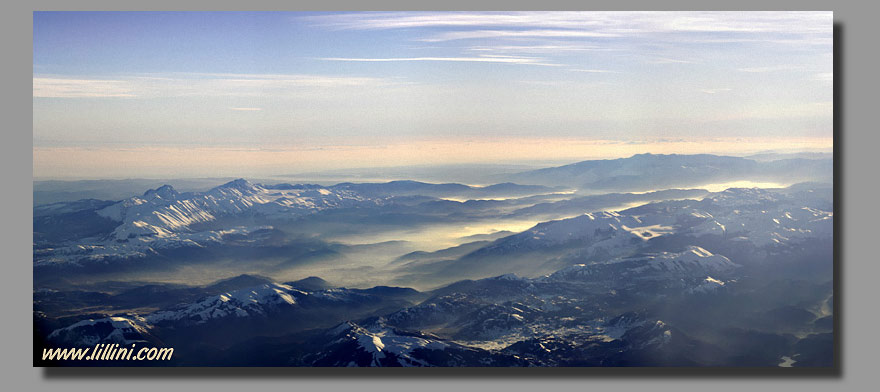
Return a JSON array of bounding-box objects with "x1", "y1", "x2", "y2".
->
[{"x1": 33, "y1": 153, "x2": 834, "y2": 367}]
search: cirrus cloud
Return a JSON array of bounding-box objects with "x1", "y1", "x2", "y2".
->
[{"x1": 33, "y1": 73, "x2": 400, "y2": 99}]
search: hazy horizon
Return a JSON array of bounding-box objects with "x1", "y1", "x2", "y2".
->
[{"x1": 33, "y1": 142, "x2": 833, "y2": 181}]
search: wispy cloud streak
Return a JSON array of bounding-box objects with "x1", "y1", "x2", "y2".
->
[
  {"x1": 33, "y1": 73, "x2": 398, "y2": 98},
  {"x1": 33, "y1": 78, "x2": 137, "y2": 98},
  {"x1": 319, "y1": 56, "x2": 561, "y2": 66},
  {"x1": 568, "y1": 68, "x2": 620, "y2": 73},
  {"x1": 307, "y1": 11, "x2": 831, "y2": 35},
  {"x1": 420, "y1": 29, "x2": 621, "y2": 42},
  {"x1": 737, "y1": 65, "x2": 804, "y2": 73},
  {"x1": 467, "y1": 44, "x2": 614, "y2": 54}
]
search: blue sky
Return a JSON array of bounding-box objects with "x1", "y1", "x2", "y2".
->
[{"x1": 33, "y1": 11, "x2": 833, "y2": 178}]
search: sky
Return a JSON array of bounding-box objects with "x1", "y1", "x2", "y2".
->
[{"x1": 32, "y1": 11, "x2": 834, "y2": 179}]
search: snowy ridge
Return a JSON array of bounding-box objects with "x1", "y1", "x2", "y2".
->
[
  {"x1": 600, "y1": 312, "x2": 652, "y2": 339},
  {"x1": 37, "y1": 179, "x2": 381, "y2": 265},
  {"x1": 33, "y1": 225, "x2": 271, "y2": 266},
  {"x1": 689, "y1": 203, "x2": 833, "y2": 246},
  {"x1": 543, "y1": 246, "x2": 739, "y2": 282},
  {"x1": 384, "y1": 294, "x2": 486, "y2": 330},
  {"x1": 687, "y1": 276, "x2": 728, "y2": 294},
  {"x1": 97, "y1": 179, "x2": 374, "y2": 241},
  {"x1": 704, "y1": 187, "x2": 782, "y2": 207},
  {"x1": 48, "y1": 316, "x2": 154, "y2": 346},
  {"x1": 138, "y1": 282, "x2": 404, "y2": 326},
  {"x1": 592, "y1": 312, "x2": 673, "y2": 348},
  {"x1": 616, "y1": 187, "x2": 832, "y2": 247},
  {"x1": 145, "y1": 283, "x2": 306, "y2": 324},
  {"x1": 523, "y1": 211, "x2": 642, "y2": 244},
  {"x1": 327, "y1": 320, "x2": 451, "y2": 367},
  {"x1": 473, "y1": 186, "x2": 831, "y2": 269},
  {"x1": 473, "y1": 211, "x2": 646, "y2": 258},
  {"x1": 47, "y1": 280, "x2": 415, "y2": 348},
  {"x1": 629, "y1": 246, "x2": 739, "y2": 274}
]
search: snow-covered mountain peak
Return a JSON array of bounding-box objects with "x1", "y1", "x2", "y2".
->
[
  {"x1": 48, "y1": 315, "x2": 154, "y2": 346},
  {"x1": 515, "y1": 211, "x2": 641, "y2": 244},
  {"x1": 706, "y1": 187, "x2": 781, "y2": 207},
  {"x1": 213, "y1": 178, "x2": 261, "y2": 194},
  {"x1": 326, "y1": 320, "x2": 451, "y2": 366},
  {"x1": 688, "y1": 276, "x2": 727, "y2": 294},
  {"x1": 45, "y1": 179, "x2": 385, "y2": 264},
  {"x1": 635, "y1": 246, "x2": 739, "y2": 274},
  {"x1": 218, "y1": 283, "x2": 301, "y2": 305},
  {"x1": 145, "y1": 283, "x2": 306, "y2": 324},
  {"x1": 490, "y1": 273, "x2": 525, "y2": 281},
  {"x1": 684, "y1": 245, "x2": 714, "y2": 258},
  {"x1": 142, "y1": 184, "x2": 179, "y2": 200},
  {"x1": 544, "y1": 246, "x2": 738, "y2": 283}
]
